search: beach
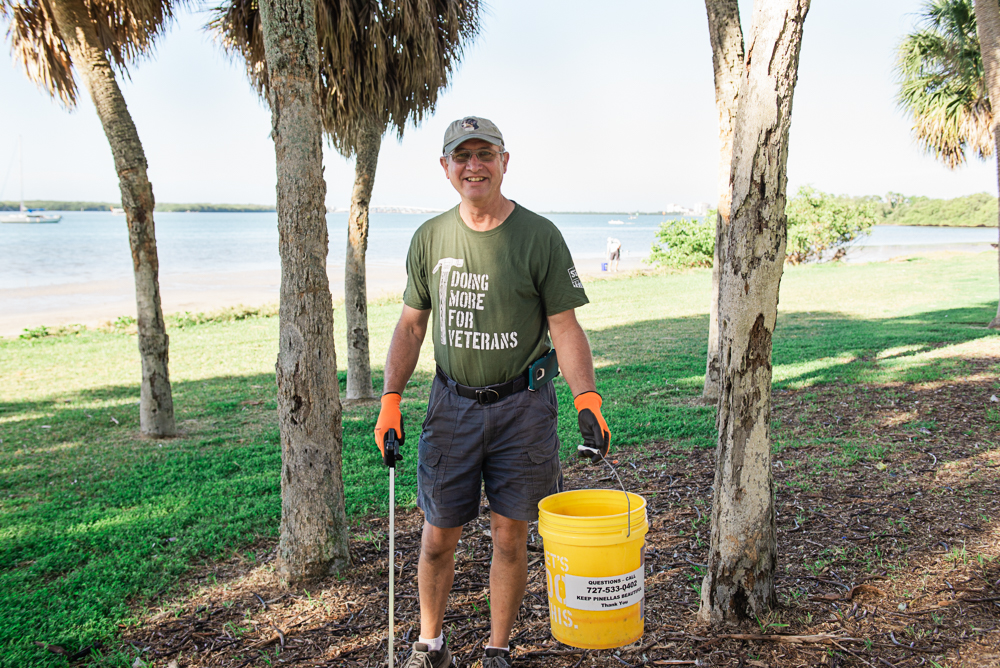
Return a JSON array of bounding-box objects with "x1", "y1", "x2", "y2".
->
[
  {"x1": 0, "y1": 256, "x2": 649, "y2": 337},
  {"x1": 0, "y1": 263, "x2": 398, "y2": 336},
  {"x1": 1, "y1": 209, "x2": 994, "y2": 337},
  {"x1": 0, "y1": 210, "x2": 658, "y2": 336},
  {"x1": 0, "y1": 245, "x2": 986, "y2": 337}
]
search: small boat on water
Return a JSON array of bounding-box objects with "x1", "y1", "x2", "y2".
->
[
  {"x1": 608, "y1": 219, "x2": 625, "y2": 225},
  {"x1": 110, "y1": 207, "x2": 125, "y2": 215},
  {"x1": 0, "y1": 137, "x2": 61, "y2": 224},
  {"x1": 0, "y1": 204, "x2": 62, "y2": 224}
]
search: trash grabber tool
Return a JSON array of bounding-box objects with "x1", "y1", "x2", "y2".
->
[{"x1": 384, "y1": 428, "x2": 402, "y2": 667}]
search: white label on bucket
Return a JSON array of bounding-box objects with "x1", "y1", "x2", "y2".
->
[{"x1": 558, "y1": 565, "x2": 644, "y2": 611}]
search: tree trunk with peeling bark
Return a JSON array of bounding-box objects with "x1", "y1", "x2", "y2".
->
[
  {"x1": 973, "y1": 0, "x2": 1000, "y2": 329},
  {"x1": 699, "y1": 0, "x2": 810, "y2": 625},
  {"x1": 344, "y1": 121, "x2": 383, "y2": 400},
  {"x1": 48, "y1": 0, "x2": 175, "y2": 437},
  {"x1": 258, "y1": 0, "x2": 350, "y2": 581},
  {"x1": 703, "y1": 0, "x2": 745, "y2": 402}
]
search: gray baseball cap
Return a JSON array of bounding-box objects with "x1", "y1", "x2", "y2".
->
[{"x1": 442, "y1": 116, "x2": 504, "y2": 154}]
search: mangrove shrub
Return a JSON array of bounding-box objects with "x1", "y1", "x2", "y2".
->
[
  {"x1": 648, "y1": 187, "x2": 880, "y2": 268},
  {"x1": 648, "y1": 214, "x2": 716, "y2": 268},
  {"x1": 785, "y1": 187, "x2": 880, "y2": 264}
]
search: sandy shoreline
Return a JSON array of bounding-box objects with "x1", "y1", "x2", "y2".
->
[
  {"x1": 0, "y1": 257, "x2": 648, "y2": 337},
  {"x1": 2, "y1": 244, "x2": 992, "y2": 337}
]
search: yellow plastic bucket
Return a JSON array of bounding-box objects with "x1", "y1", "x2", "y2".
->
[{"x1": 537, "y1": 489, "x2": 648, "y2": 649}]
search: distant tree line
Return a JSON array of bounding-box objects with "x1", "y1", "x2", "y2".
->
[
  {"x1": 153, "y1": 203, "x2": 276, "y2": 212},
  {"x1": 0, "y1": 200, "x2": 116, "y2": 211},
  {"x1": 3, "y1": 196, "x2": 993, "y2": 224},
  {"x1": 883, "y1": 191, "x2": 997, "y2": 227},
  {"x1": 0, "y1": 201, "x2": 277, "y2": 212}
]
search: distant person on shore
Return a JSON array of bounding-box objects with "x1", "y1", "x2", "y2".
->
[
  {"x1": 607, "y1": 236, "x2": 622, "y2": 272},
  {"x1": 374, "y1": 116, "x2": 611, "y2": 668}
]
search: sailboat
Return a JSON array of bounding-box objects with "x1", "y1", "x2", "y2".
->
[{"x1": 0, "y1": 137, "x2": 61, "y2": 224}]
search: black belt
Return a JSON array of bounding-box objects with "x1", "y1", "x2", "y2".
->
[{"x1": 436, "y1": 366, "x2": 529, "y2": 405}]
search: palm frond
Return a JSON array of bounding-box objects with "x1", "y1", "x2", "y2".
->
[
  {"x1": 86, "y1": 0, "x2": 184, "y2": 70},
  {"x1": 209, "y1": 0, "x2": 483, "y2": 156},
  {"x1": 4, "y1": 0, "x2": 187, "y2": 106},
  {"x1": 895, "y1": 0, "x2": 993, "y2": 168},
  {"x1": 6, "y1": 0, "x2": 77, "y2": 104}
]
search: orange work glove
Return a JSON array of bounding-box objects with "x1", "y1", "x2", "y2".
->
[
  {"x1": 574, "y1": 391, "x2": 611, "y2": 464},
  {"x1": 374, "y1": 393, "x2": 405, "y2": 466}
]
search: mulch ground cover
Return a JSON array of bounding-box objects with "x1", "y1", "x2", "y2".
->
[{"x1": 110, "y1": 360, "x2": 1000, "y2": 668}]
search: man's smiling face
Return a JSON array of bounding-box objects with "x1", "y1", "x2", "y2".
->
[{"x1": 440, "y1": 138, "x2": 509, "y2": 206}]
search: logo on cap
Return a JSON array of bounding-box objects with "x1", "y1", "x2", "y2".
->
[{"x1": 461, "y1": 118, "x2": 479, "y2": 131}]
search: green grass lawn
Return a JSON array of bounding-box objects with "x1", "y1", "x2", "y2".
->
[{"x1": 1, "y1": 252, "x2": 998, "y2": 667}]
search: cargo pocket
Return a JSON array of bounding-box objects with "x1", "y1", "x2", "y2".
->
[
  {"x1": 527, "y1": 437, "x2": 561, "y2": 501},
  {"x1": 522, "y1": 390, "x2": 561, "y2": 499},
  {"x1": 417, "y1": 440, "x2": 444, "y2": 504}
]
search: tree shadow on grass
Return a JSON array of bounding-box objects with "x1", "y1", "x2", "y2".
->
[{"x1": 584, "y1": 302, "x2": 998, "y2": 388}]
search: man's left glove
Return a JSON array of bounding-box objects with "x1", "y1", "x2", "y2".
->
[
  {"x1": 374, "y1": 393, "x2": 405, "y2": 467},
  {"x1": 575, "y1": 391, "x2": 611, "y2": 464}
]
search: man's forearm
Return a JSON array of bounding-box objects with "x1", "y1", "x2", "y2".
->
[
  {"x1": 383, "y1": 309, "x2": 429, "y2": 394},
  {"x1": 548, "y1": 311, "x2": 597, "y2": 397}
]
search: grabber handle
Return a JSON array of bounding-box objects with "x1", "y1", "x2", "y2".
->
[{"x1": 384, "y1": 429, "x2": 402, "y2": 468}]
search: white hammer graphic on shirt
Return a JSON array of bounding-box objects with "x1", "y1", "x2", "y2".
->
[{"x1": 433, "y1": 257, "x2": 464, "y2": 345}]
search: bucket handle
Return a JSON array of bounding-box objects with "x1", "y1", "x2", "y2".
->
[{"x1": 580, "y1": 446, "x2": 631, "y2": 537}]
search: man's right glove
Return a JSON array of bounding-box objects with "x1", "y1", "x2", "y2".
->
[
  {"x1": 574, "y1": 391, "x2": 611, "y2": 464},
  {"x1": 374, "y1": 393, "x2": 405, "y2": 467}
]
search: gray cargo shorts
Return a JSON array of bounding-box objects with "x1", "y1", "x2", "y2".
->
[{"x1": 417, "y1": 373, "x2": 564, "y2": 528}]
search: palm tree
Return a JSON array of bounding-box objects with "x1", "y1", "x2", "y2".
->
[
  {"x1": 2, "y1": 0, "x2": 178, "y2": 435},
  {"x1": 897, "y1": 0, "x2": 992, "y2": 168},
  {"x1": 212, "y1": 0, "x2": 482, "y2": 400},
  {"x1": 973, "y1": 0, "x2": 1000, "y2": 329},
  {"x1": 250, "y1": 0, "x2": 350, "y2": 582},
  {"x1": 897, "y1": 0, "x2": 1000, "y2": 328},
  {"x1": 210, "y1": 0, "x2": 480, "y2": 580}
]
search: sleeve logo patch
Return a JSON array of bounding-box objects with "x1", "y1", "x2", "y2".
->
[{"x1": 568, "y1": 266, "x2": 583, "y2": 288}]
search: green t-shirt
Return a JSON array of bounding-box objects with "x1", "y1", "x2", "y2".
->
[{"x1": 404, "y1": 203, "x2": 589, "y2": 387}]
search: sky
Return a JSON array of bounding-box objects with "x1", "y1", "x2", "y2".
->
[{"x1": 0, "y1": 0, "x2": 997, "y2": 211}]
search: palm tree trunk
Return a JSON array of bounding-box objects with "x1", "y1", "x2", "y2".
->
[
  {"x1": 47, "y1": 0, "x2": 175, "y2": 437},
  {"x1": 257, "y1": 0, "x2": 350, "y2": 582},
  {"x1": 974, "y1": 0, "x2": 1000, "y2": 329},
  {"x1": 344, "y1": 121, "x2": 383, "y2": 401},
  {"x1": 703, "y1": 0, "x2": 745, "y2": 402},
  {"x1": 698, "y1": 0, "x2": 810, "y2": 625}
]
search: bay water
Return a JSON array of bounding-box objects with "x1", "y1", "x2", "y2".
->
[{"x1": 0, "y1": 211, "x2": 995, "y2": 291}]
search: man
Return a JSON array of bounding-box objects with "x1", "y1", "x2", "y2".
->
[{"x1": 374, "y1": 116, "x2": 611, "y2": 668}]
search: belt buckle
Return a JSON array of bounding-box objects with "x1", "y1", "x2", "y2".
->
[{"x1": 475, "y1": 388, "x2": 500, "y2": 405}]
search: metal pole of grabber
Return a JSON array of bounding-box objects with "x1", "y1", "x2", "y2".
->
[
  {"x1": 389, "y1": 459, "x2": 395, "y2": 667},
  {"x1": 385, "y1": 429, "x2": 400, "y2": 668}
]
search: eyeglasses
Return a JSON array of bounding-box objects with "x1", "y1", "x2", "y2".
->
[{"x1": 445, "y1": 148, "x2": 504, "y2": 163}]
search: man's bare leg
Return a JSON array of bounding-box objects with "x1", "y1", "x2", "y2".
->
[
  {"x1": 488, "y1": 512, "x2": 528, "y2": 648},
  {"x1": 418, "y1": 521, "x2": 464, "y2": 638}
]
